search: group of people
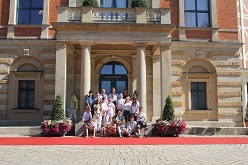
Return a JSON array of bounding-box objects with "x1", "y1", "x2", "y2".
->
[{"x1": 81, "y1": 88, "x2": 148, "y2": 138}]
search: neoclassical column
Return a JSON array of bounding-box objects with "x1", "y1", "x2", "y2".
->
[
  {"x1": 131, "y1": 55, "x2": 137, "y2": 93},
  {"x1": 55, "y1": 41, "x2": 68, "y2": 113},
  {"x1": 160, "y1": 44, "x2": 172, "y2": 111},
  {"x1": 135, "y1": 41, "x2": 148, "y2": 114},
  {"x1": 152, "y1": 55, "x2": 161, "y2": 122},
  {"x1": 79, "y1": 41, "x2": 93, "y2": 116}
]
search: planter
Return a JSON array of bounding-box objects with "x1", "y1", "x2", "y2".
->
[
  {"x1": 45, "y1": 123, "x2": 66, "y2": 136},
  {"x1": 152, "y1": 126, "x2": 181, "y2": 137}
]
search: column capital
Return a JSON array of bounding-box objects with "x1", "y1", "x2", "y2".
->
[
  {"x1": 134, "y1": 41, "x2": 148, "y2": 48},
  {"x1": 79, "y1": 40, "x2": 93, "y2": 47},
  {"x1": 55, "y1": 40, "x2": 68, "y2": 50},
  {"x1": 159, "y1": 43, "x2": 172, "y2": 51}
]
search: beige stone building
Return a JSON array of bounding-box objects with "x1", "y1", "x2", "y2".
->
[{"x1": 0, "y1": 0, "x2": 243, "y2": 126}]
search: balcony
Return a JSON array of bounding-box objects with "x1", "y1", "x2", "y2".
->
[{"x1": 57, "y1": 7, "x2": 171, "y2": 24}]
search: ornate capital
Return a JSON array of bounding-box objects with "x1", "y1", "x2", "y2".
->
[
  {"x1": 79, "y1": 40, "x2": 93, "y2": 47},
  {"x1": 134, "y1": 41, "x2": 148, "y2": 48},
  {"x1": 55, "y1": 40, "x2": 68, "y2": 50}
]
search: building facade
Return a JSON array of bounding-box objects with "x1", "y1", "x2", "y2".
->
[{"x1": 0, "y1": 0, "x2": 243, "y2": 126}]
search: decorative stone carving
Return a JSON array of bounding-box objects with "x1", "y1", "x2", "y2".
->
[
  {"x1": 218, "y1": 102, "x2": 242, "y2": 107},
  {"x1": 218, "y1": 111, "x2": 240, "y2": 116},
  {"x1": 24, "y1": 48, "x2": 30, "y2": 56},
  {"x1": 217, "y1": 72, "x2": 241, "y2": 76},
  {"x1": 217, "y1": 92, "x2": 241, "y2": 97},
  {"x1": 0, "y1": 80, "x2": 8, "y2": 84},
  {"x1": 173, "y1": 102, "x2": 182, "y2": 107},
  {"x1": 171, "y1": 61, "x2": 185, "y2": 67},
  {"x1": 172, "y1": 91, "x2": 183, "y2": 96},
  {"x1": 172, "y1": 81, "x2": 182, "y2": 86},
  {"x1": 213, "y1": 62, "x2": 240, "y2": 66},
  {"x1": 0, "y1": 59, "x2": 13, "y2": 65},
  {"x1": 217, "y1": 82, "x2": 241, "y2": 86},
  {"x1": 0, "y1": 70, "x2": 9, "y2": 74},
  {"x1": 196, "y1": 50, "x2": 202, "y2": 58},
  {"x1": 171, "y1": 71, "x2": 182, "y2": 76}
]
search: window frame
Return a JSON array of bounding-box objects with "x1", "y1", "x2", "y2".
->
[
  {"x1": 18, "y1": 80, "x2": 35, "y2": 109},
  {"x1": 184, "y1": 0, "x2": 211, "y2": 28},
  {"x1": 190, "y1": 81, "x2": 207, "y2": 110}
]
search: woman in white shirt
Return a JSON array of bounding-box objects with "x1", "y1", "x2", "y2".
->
[
  {"x1": 122, "y1": 96, "x2": 132, "y2": 122},
  {"x1": 131, "y1": 96, "x2": 140, "y2": 121},
  {"x1": 106, "y1": 98, "x2": 115, "y2": 124}
]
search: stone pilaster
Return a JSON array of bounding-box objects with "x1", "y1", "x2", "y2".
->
[
  {"x1": 160, "y1": 44, "x2": 172, "y2": 111},
  {"x1": 41, "y1": 0, "x2": 50, "y2": 39},
  {"x1": 135, "y1": 41, "x2": 148, "y2": 114},
  {"x1": 79, "y1": 41, "x2": 93, "y2": 116},
  {"x1": 152, "y1": 55, "x2": 161, "y2": 122},
  {"x1": 55, "y1": 41, "x2": 68, "y2": 113}
]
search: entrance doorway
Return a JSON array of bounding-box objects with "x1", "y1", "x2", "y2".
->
[{"x1": 99, "y1": 61, "x2": 128, "y2": 94}]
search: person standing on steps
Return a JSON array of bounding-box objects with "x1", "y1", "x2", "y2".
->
[{"x1": 68, "y1": 92, "x2": 78, "y2": 123}]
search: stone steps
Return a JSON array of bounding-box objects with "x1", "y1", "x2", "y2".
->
[{"x1": 0, "y1": 124, "x2": 248, "y2": 136}]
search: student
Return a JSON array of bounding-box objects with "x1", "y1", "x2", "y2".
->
[
  {"x1": 108, "y1": 119, "x2": 117, "y2": 137},
  {"x1": 101, "y1": 97, "x2": 108, "y2": 122},
  {"x1": 68, "y1": 92, "x2": 78, "y2": 123},
  {"x1": 117, "y1": 119, "x2": 129, "y2": 138},
  {"x1": 101, "y1": 121, "x2": 107, "y2": 137},
  {"x1": 116, "y1": 111, "x2": 125, "y2": 125},
  {"x1": 127, "y1": 115, "x2": 137, "y2": 136},
  {"x1": 131, "y1": 96, "x2": 140, "y2": 121},
  {"x1": 136, "y1": 107, "x2": 148, "y2": 138},
  {"x1": 116, "y1": 93, "x2": 125, "y2": 116},
  {"x1": 85, "y1": 118, "x2": 96, "y2": 138},
  {"x1": 122, "y1": 96, "x2": 132, "y2": 122},
  {"x1": 106, "y1": 98, "x2": 115, "y2": 124},
  {"x1": 85, "y1": 90, "x2": 94, "y2": 116},
  {"x1": 82, "y1": 105, "x2": 92, "y2": 124},
  {"x1": 94, "y1": 98, "x2": 102, "y2": 134}
]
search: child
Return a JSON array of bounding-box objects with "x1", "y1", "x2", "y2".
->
[
  {"x1": 127, "y1": 115, "x2": 137, "y2": 136},
  {"x1": 106, "y1": 98, "x2": 115, "y2": 124},
  {"x1": 108, "y1": 119, "x2": 117, "y2": 137},
  {"x1": 136, "y1": 107, "x2": 148, "y2": 138},
  {"x1": 117, "y1": 119, "x2": 129, "y2": 138},
  {"x1": 82, "y1": 105, "x2": 92, "y2": 124},
  {"x1": 101, "y1": 121, "x2": 107, "y2": 137},
  {"x1": 101, "y1": 97, "x2": 108, "y2": 122},
  {"x1": 85, "y1": 118, "x2": 96, "y2": 138},
  {"x1": 116, "y1": 111, "x2": 125, "y2": 124},
  {"x1": 94, "y1": 98, "x2": 102, "y2": 134}
]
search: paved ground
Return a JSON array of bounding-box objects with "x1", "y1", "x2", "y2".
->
[{"x1": 0, "y1": 144, "x2": 248, "y2": 165}]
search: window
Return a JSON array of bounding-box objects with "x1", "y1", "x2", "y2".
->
[
  {"x1": 18, "y1": 80, "x2": 35, "y2": 109},
  {"x1": 17, "y1": 0, "x2": 44, "y2": 25},
  {"x1": 184, "y1": 0, "x2": 210, "y2": 27},
  {"x1": 99, "y1": 61, "x2": 128, "y2": 94},
  {"x1": 191, "y1": 82, "x2": 207, "y2": 110},
  {"x1": 101, "y1": 0, "x2": 127, "y2": 8}
]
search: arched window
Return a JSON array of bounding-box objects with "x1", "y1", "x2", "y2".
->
[{"x1": 99, "y1": 61, "x2": 128, "y2": 94}]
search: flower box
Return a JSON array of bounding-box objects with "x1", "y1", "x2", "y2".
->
[{"x1": 152, "y1": 119, "x2": 186, "y2": 137}]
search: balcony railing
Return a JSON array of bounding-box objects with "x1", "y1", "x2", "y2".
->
[{"x1": 57, "y1": 7, "x2": 171, "y2": 24}]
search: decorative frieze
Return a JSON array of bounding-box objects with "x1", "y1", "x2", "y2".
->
[
  {"x1": 171, "y1": 71, "x2": 182, "y2": 76},
  {"x1": 172, "y1": 61, "x2": 185, "y2": 67},
  {"x1": 217, "y1": 82, "x2": 241, "y2": 87},
  {"x1": 217, "y1": 72, "x2": 241, "y2": 76},
  {"x1": 172, "y1": 81, "x2": 182, "y2": 86},
  {"x1": 213, "y1": 62, "x2": 240, "y2": 66},
  {"x1": 173, "y1": 102, "x2": 182, "y2": 107},
  {"x1": 172, "y1": 91, "x2": 183, "y2": 96},
  {"x1": 217, "y1": 92, "x2": 241, "y2": 97},
  {"x1": 0, "y1": 59, "x2": 13, "y2": 65},
  {"x1": 0, "y1": 80, "x2": 8, "y2": 84},
  {"x1": 0, "y1": 70, "x2": 9, "y2": 74},
  {"x1": 218, "y1": 102, "x2": 242, "y2": 107}
]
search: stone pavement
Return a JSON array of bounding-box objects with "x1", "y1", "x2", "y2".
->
[{"x1": 0, "y1": 142, "x2": 248, "y2": 165}]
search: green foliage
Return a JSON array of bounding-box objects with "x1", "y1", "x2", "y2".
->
[
  {"x1": 162, "y1": 96, "x2": 175, "y2": 121},
  {"x1": 245, "y1": 103, "x2": 248, "y2": 122},
  {"x1": 83, "y1": 0, "x2": 99, "y2": 7},
  {"x1": 131, "y1": 0, "x2": 149, "y2": 8},
  {"x1": 51, "y1": 95, "x2": 65, "y2": 121}
]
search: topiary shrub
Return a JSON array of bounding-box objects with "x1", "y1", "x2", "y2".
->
[
  {"x1": 131, "y1": 0, "x2": 149, "y2": 8},
  {"x1": 162, "y1": 95, "x2": 175, "y2": 121},
  {"x1": 83, "y1": 0, "x2": 99, "y2": 7},
  {"x1": 51, "y1": 95, "x2": 65, "y2": 121}
]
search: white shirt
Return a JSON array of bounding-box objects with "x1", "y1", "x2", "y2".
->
[
  {"x1": 82, "y1": 111, "x2": 92, "y2": 122},
  {"x1": 122, "y1": 101, "x2": 132, "y2": 111},
  {"x1": 127, "y1": 121, "x2": 137, "y2": 132},
  {"x1": 117, "y1": 98, "x2": 125, "y2": 110},
  {"x1": 137, "y1": 112, "x2": 146, "y2": 122},
  {"x1": 131, "y1": 100, "x2": 140, "y2": 113},
  {"x1": 107, "y1": 102, "x2": 115, "y2": 116}
]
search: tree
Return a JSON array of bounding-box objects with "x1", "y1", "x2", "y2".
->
[
  {"x1": 83, "y1": 0, "x2": 99, "y2": 7},
  {"x1": 51, "y1": 95, "x2": 65, "y2": 121},
  {"x1": 162, "y1": 96, "x2": 175, "y2": 121},
  {"x1": 131, "y1": 0, "x2": 149, "y2": 8}
]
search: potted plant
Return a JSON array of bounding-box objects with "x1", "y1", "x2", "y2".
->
[
  {"x1": 152, "y1": 96, "x2": 186, "y2": 136},
  {"x1": 82, "y1": 0, "x2": 99, "y2": 7},
  {"x1": 41, "y1": 95, "x2": 72, "y2": 136},
  {"x1": 131, "y1": 0, "x2": 149, "y2": 8},
  {"x1": 244, "y1": 103, "x2": 248, "y2": 127}
]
